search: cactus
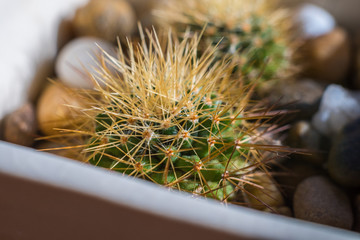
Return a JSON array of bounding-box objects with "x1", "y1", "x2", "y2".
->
[
  {"x1": 66, "y1": 29, "x2": 288, "y2": 203},
  {"x1": 155, "y1": 0, "x2": 293, "y2": 82}
]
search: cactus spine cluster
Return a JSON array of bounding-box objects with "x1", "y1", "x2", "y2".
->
[
  {"x1": 68, "y1": 29, "x2": 287, "y2": 203},
  {"x1": 155, "y1": 0, "x2": 292, "y2": 82}
]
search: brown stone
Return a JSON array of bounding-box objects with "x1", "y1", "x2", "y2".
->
[
  {"x1": 128, "y1": 0, "x2": 160, "y2": 27},
  {"x1": 293, "y1": 176, "x2": 353, "y2": 229},
  {"x1": 273, "y1": 156, "x2": 323, "y2": 202},
  {"x1": 264, "y1": 206, "x2": 293, "y2": 218},
  {"x1": 353, "y1": 33, "x2": 360, "y2": 89},
  {"x1": 3, "y1": 103, "x2": 37, "y2": 147},
  {"x1": 243, "y1": 173, "x2": 285, "y2": 210},
  {"x1": 37, "y1": 83, "x2": 84, "y2": 136},
  {"x1": 73, "y1": 0, "x2": 136, "y2": 42},
  {"x1": 303, "y1": 27, "x2": 351, "y2": 84},
  {"x1": 57, "y1": 18, "x2": 75, "y2": 51}
]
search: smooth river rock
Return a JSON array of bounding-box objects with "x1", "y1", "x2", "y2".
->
[
  {"x1": 2, "y1": 103, "x2": 37, "y2": 147},
  {"x1": 287, "y1": 121, "x2": 328, "y2": 165},
  {"x1": 55, "y1": 37, "x2": 117, "y2": 89},
  {"x1": 327, "y1": 118, "x2": 360, "y2": 188},
  {"x1": 37, "y1": 83, "x2": 84, "y2": 136},
  {"x1": 294, "y1": 4, "x2": 336, "y2": 39},
  {"x1": 293, "y1": 176, "x2": 353, "y2": 230},
  {"x1": 303, "y1": 27, "x2": 351, "y2": 84},
  {"x1": 312, "y1": 84, "x2": 360, "y2": 136},
  {"x1": 244, "y1": 174, "x2": 285, "y2": 211},
  {"x1": 72, "y1": 0, "x2": 136, "y2": 41}
]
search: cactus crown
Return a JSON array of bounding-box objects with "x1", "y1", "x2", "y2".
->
[
  {"x1": 68, "y1": 29, "x2": 287, "y2": 203},
  {"x1": 155, "y1": 0, "x2": 292, "y2": 82}
]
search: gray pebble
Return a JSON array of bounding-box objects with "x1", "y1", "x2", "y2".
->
[
  {"x1": 259, "y1": 79, "x2": 325, "y2": 119},
  {"x1": 287, "y1": 121, "x2": 329, "y2": 165},
  {"x1": 274, "y1": 157, "x2": 323, "y2": 202},
  {"x1": 327, "y1": 118, "x2": 360, "y2": 188},
  {"x1": 354, "y1": 195, "x2": 360, "y2": 232},
  {"x1": 293, "y1": 176, "x2": 353, "y2": 229},
  {"x1": 312, "y1": 84, "x2": 360, "y2": 136}
]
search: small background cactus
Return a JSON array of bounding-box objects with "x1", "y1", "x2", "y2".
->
[
  {"x1": 155, "y1": 0, "x2": 294, "y2": 83},
  {"x1": 59, "y1": 29, "x2": 290, "y2": 204}
]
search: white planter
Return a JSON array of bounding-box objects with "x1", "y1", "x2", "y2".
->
[{"x1": 1, "y1": 141, "x2": 359, "y2": 239}]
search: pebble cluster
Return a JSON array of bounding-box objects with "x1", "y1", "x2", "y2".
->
[
  {"x1": 0, "y1": 0, "x2": 360, "y2": 233},
  {"x1": 278, "y1": 4, "x2": 360, "y2": 231}
]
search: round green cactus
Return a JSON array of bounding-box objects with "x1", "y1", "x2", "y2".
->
[
  {"x1": 155, "y1": 0, "x2": 293, "y2": 82},
  {"x1": 67, "y1": 29, "x2": 288, "y2": 203},
  {"x1": 88, "y1": 92, "x2": 248, "y2": 201}
]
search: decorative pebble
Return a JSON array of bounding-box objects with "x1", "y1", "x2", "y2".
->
[
  {"x1": 2, "y1": 103, "x2": 37, "y2": 147},
  {"x1": 355, "y1": 195, "x2": 360, "y2": 232},
  {"x1": 287, "y1": 121, "x2": 328, "y2": 165},
  {"x1": 261, "y1": 78, "x2": 324, "y2": 105},
  {"x1": 312, "y1": 84, "x2": 360, "y2": 136},
  {"x1": 57, "y1": 18, "x2": 75, "y2": 50},
  {"x1": 327, "y1": 118, "x2": 360, "y2": 188},
  {"x1": 293, "y1": 176, "x2": 353, "y2": 230},
  {"x1": 274, "y1": 158, "x2": 322, "y2": 202},
  {"x1": 72, "y1": 0, "x2": 136, "y2": 42},
  {"x1": 288, "y1": 121, "x2": 321, "y2": 149},
  {"x1": 243, "y1": 174, "x2": 284, "y2": 210},
  {"x1": 303, "y1": 27, "x2": 351, "y2": 84},
  {"x1": 129, "y1": 0, "x2": 158, "y2": 27},
  {"x1": 37, "y1": 83, "x2": 84, "y2": 136},
  {"x1": 55, "y1": 37, "x2": 117, "y2": 89},
  {"x1": 294, "y1": 4, "x2": 336, "y2": 39},
  {"x1": 264, "y1": 206, "x2": 293, "y2": 218},
  {"x1": 260, "y1": 79, "x2": 325, "y2": 119},
  {"x1": 354, "y1": 33, "x2": 360, "y2": 90}
]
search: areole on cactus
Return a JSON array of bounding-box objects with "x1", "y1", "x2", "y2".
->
[{"x1": 60, "y1": 28, "x2": 290, "y2": 204}]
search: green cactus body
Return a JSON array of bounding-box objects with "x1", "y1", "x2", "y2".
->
[
  {"x1": 88, "y1": 94, "x2": 248, "y2": 201},
  {"x1": 156, "y1": 0, "x2": 291, "y2": 82}
]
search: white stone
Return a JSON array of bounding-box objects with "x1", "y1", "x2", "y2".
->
[
  {"x1": 312, "y1": 84, "x2": 360, "y2": 136},
  {"x1": 295, "y1": 4, "x2": 336, "y2": 39},
  {"x1": 55, "y1": 37, "x2": 117, "y2": 89}
]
